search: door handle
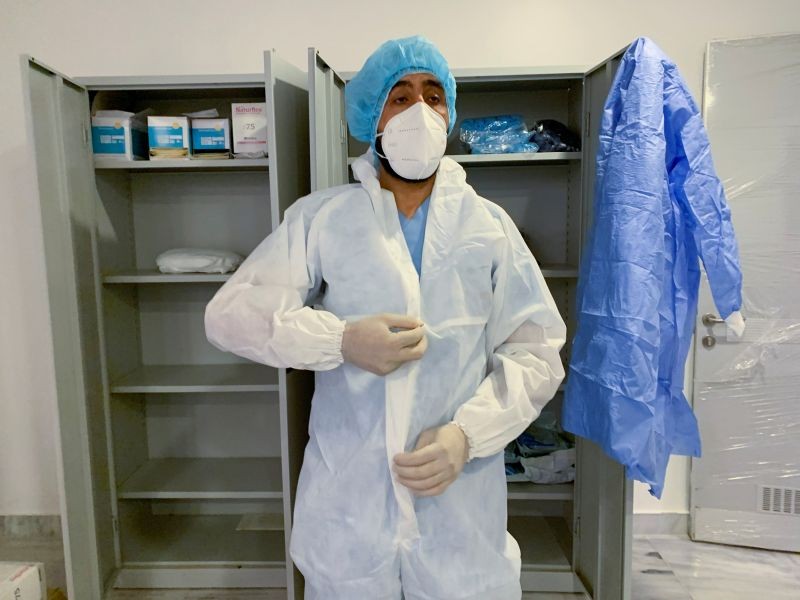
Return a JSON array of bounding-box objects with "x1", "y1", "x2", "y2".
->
[{"x1": 702, "y1": 313, "x2": 725, "y2": 327}]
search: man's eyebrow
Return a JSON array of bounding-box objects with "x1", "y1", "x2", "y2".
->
[
  {"x1": 423, "y1": 79, "x2": 444, "y2": 91},
  {"x1": 390, "y1": 80, "x2": 413, "y2": 91},
  {"x1": 389, "y1": 79, "x2": 445, "y2": 92}
]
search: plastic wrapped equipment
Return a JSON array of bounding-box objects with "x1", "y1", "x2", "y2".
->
[
  {"x1": 505, "y1": 410, "x2": 575, "y2": 484},
  {"x1": 529, "y1": 119, "x2": 581, "y2": 152},
  {"x1": 459, "y1": 115, "x2": 539, "y2": 154}
]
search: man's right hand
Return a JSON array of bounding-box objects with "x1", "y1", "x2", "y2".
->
[{"x1": 341, "y1": 313, "x2": 428, "y2": 375}]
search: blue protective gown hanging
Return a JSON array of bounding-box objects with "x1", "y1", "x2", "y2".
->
[{"x1": 563, "y1": 37, "x2": 745, "y2": 498}]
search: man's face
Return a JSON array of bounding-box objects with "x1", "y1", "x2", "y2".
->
[{"x1": 376, "y1": 72, "x2": 449, "y2": 134}]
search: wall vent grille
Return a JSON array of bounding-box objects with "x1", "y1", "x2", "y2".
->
[{"x1": 758, "y1": 485, "x2": 800, "y2": 516}]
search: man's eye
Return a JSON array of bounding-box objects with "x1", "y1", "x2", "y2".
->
[
  {"x1": 394, "y1": 96, "x2": 409, "y2": 104},
  {"x1": 427, "y1": 95, "x2": 441, "y2": 104}
]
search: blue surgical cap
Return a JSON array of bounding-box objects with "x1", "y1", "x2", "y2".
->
[{"x1": 345, "y1": 35, "x2": 457, "y2": 144}]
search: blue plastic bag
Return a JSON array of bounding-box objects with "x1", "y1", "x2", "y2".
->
[{"x1": 459, "y1": 115, "x2": 539, "y2": 154}]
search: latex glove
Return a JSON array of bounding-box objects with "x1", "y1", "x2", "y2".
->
[
  {"x1": 341, "y1": 313, "x2": 427, "y2": 375},
  {"x1": 393, "y1": 423, "x2": 469, "y2": 497}
]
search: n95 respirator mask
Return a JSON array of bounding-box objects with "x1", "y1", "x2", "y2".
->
[{"x1": 376, "y1": 102, "x2": 448, "y2": 180}]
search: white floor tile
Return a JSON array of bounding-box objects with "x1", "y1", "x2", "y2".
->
[
  {"x1": 4, "y1": 530, "x2": 798, "y2": 599},
  {"x1": 648, "y1": 534, "x2": 800, "y2": 600}
]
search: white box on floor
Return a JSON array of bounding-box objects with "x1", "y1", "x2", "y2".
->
[{"x1": 0, "y1": 563, "x2": 46, "y2": 600}]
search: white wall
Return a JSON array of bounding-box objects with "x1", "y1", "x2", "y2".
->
[{"x1": 1, "y1": 0, "x2": 798, "y2": 516}]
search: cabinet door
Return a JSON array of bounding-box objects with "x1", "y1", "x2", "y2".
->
[
  {"x1": 574, "y1": 46, "x2": 633, "y2": 600},
  {"x1": 264, "y1": 49, "x2": 315, "y2": 600},
  {"x1": 308, "y1": 49, "x2": 348, "y2": 191},
  {"x1": 264, "y1": 49, "x2": 311, "y2": 226},
  {"x1": 21, "y1": 56, "x2": 116, "y2": 600}
]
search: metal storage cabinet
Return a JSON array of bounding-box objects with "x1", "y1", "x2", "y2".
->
[
  {"x1": 301, "y1": 48, "x2": 633, "y2": 600},
  {"x1": 21, "y1": 45, "x2": 633, "y2": 600},
  {"x1": 21, "y1": 52, "x2": 309, "y2": 599}
]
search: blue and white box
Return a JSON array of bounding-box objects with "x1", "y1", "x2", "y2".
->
[
  {"x1": 147, "y1": 116, "x2": 191, "y2": 159},
  {"x1": 91, "y1": 110, "x2": 148, "y2": 160},
  {"x1": 190, "y1": 118, "x2": 231, "y2": 157}
]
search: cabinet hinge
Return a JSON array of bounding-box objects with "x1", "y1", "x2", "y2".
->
[
  {"x1": 339, "y1": 120, "x2": 346, "y2": 142},
  {"x1": 82, "y1": 123, "x2": 89, "y2": 147},
  {"x1": 112, "y1": 516, "x2": 119, "y2": 534},
  {"x1": 584, "y1": 112, "x2": 590, "y2": 138},
  {"x1": 575, "y1": 516, "x2": 581, "y2": 538}
]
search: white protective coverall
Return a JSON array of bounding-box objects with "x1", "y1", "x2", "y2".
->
[{"x1": 204, "y1": 151, "x2": 566, "y2": 600}]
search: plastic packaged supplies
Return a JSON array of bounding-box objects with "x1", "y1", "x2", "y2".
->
[
  {"x1": 506, "y1": 449, "x2": 576, "y2": 484},
  {"x1": 459, "y1": 115, "x2": 539, "y2": 154},
  {"x1": 563, "y1": 37, "x2": 745, "y2": 498},
  {"x1": 528, "y1": 120, "x2": 581, "y2": 152},
  {"x1": 505, "y1": 410, "x2": 575, "y2": 484},
  {"x1": 156, "y1": 248, "x2": 243, "y2": 274},
  {"x1": 515, "y1": 413, "x2": 570, "y2": 458}
]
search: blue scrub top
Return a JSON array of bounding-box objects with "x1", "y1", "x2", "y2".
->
[{"x1": 397, "y1": 197, "x2": 430, "y2": 278}]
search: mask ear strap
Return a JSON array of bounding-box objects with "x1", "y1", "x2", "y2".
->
[{"x1": 374, "y1": 132, "x2": 388, "y2": 159}]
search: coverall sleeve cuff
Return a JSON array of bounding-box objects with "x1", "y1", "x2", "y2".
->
[
  {"x1": 450, "y1": 420, "x2": 475, "y2": 463},
  {"x1": 297, "y1": 315, "x2": 346, "y2": 370},
  {"x1": 326, "y1": 318, "x2": 346, "y2": 366},
  {"x1": 725, "y1": 310, "x2": 745, "y2": 338}
]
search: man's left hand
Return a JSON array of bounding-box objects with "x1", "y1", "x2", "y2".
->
[{"x1": 393, "y1": 424, "x2": 469, "y2": 497}]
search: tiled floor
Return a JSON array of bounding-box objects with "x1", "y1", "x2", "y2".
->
[
  {"x1": 630, "y1": 535, "x2": 800, "y2": 600},
  {"x1": 3, "y1": 532, "x2": 799, "y2": 599},
  {"x1": 105, "y1": 591, "x2": 587, "y2": 599},
  {"x1": 104, "y1": 594, "x2": 587, "y2": 599}
]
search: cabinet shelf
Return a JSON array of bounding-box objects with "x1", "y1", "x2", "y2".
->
[
  {"x1": 507, "y1": 482, "x2": 574, "y2": 501},
  {"x1": 94, "y1": 157, "x2": 269, "y2": 172},
  {"x1": 105, "y1": 266, "x2": 576, "y2": 284},
  {"x1": 103, "y1": 269, "x2": 232, "y2": 284},
  {"x1": 110, "y1": 364, "x2": 279, "y2": 393},
  {"x1": 118, "y1": 457, "x2": 283, "y2": 500},
  {"x1": 119, "y1": 513, "x2": 286, "y2": 564},
  {"x1": 512, "y1": 516, "x2": 584, "y2": 592},
  {"x1": 105, "y1": 266, "x2": 575, "y2": 284},
  {"x1": 540, "y1": 264, "x2": 579, "y2": 279},
  {"x1": 346, "y1": 152, "x2": 581, "y2": 167},
  {"x1": 451, "y1": 152, "x2": 581, "y2": 166},
  {"x1": 510, "y1": 516, "x2": 572, "y2": 571}
]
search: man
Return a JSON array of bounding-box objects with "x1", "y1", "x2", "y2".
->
[{"x1": 205, "y1": 35, "x2": 566, "y2": 600}]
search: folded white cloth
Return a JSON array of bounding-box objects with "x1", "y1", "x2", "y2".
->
[
  {"x1": 521, "y1": 448, "x2": 576, "y2": 484},
  {"x1": 156, "y1": 248, "x2": 243, "y2": 274}
]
